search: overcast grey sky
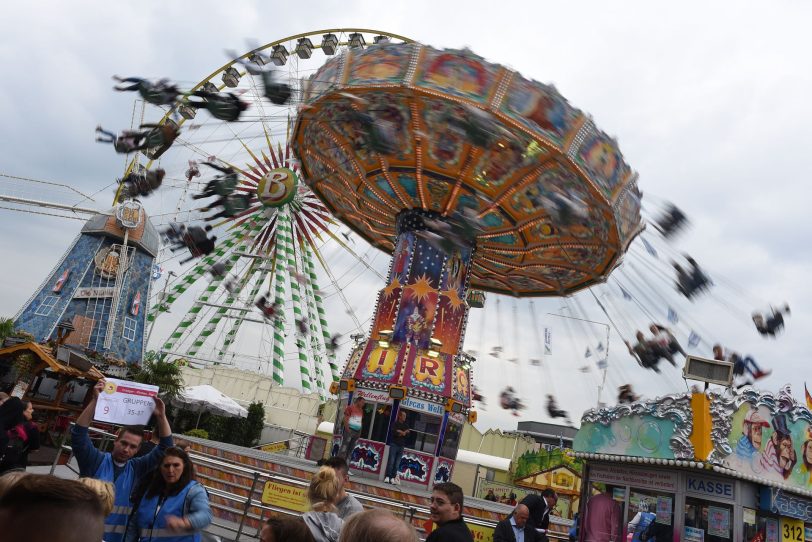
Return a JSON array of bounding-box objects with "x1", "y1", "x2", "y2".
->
[{"x1": 1, "y1": 1, "x2": 810, "y2": 431}]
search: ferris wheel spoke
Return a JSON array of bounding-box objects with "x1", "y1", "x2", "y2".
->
[
  {"x1": 159, "y1": 219, "x2": 262, "y2": 353},
  {"x1": 216, "y1": 262, "x2": 272, "y2": 361}
]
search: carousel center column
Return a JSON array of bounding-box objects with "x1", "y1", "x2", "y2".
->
[{"x1": 333, "y1": 210, "x2": 476, "y2": 487}]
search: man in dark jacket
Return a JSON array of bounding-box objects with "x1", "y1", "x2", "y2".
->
[
  {"x1": 426, "y1": 482, "x2": 474, "y2": 542},
  {"x1": 494, "y1": 503, "x2": 540, "y2": 542},
  {"x1": 519, "y1": 489, "x2": 558, "y2": 541}
]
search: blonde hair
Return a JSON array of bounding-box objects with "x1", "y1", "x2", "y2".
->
[
  {"x1": 0, "y1": 470, "x2": 29, "y2": 499},
  {"x1": 339, "y1": 509, "x2": 417, "y2": 542},
  {"x1": 308, "y1": 466, "x2": 341, "y2": 512},
  {"x1": 78, "y1": 477, "x2": 116, "y2": 516}
]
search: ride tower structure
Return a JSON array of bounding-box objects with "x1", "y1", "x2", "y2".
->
[
  {"x1": 14, "y1": 200, "x2": 158, "y2": 366},
  {"x1": 293, "y1": 42, "x2": 643, "y2": 486}
]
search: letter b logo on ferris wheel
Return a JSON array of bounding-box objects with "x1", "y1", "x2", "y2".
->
[{"x1": 257, "y1": 167, "x2": 298, "y2": 208}]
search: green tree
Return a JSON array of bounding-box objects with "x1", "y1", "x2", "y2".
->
[
  {"x1": 239, "y1": 402, "x2": 266, "y2": 447},
  {"x1": 131, "y1": 351, "x2": 184, "y2": 400},
  {"x1": 203, "y1": 401, "x2": 265, "y2": 447},
  {"x1": 0, "y1": 317, "x2": 16, "y2": 344}
]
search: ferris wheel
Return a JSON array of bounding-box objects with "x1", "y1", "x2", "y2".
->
[{"x1": 120, "y1": 29, "x2": 414, "y2": 399}]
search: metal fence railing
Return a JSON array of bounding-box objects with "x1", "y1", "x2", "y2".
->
[{"x1": 50, "y1": 425, "x2": 569, "y2": 541}]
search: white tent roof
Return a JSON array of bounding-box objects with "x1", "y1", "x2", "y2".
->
[
  {"x1": 173, "y1": 384, "x2": 248, "y2": 418},
  {"x1": 455, "y1": 449, "x2": 511, "y2": 472},
  {"x1": 317, "y1": 421, "x2": 334, "y2": 434}
]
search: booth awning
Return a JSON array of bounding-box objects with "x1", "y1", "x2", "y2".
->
[
  {"x1": 456, "y1": 449, "x2": 511, "y2": 472},
  {"x1": 317, "y1": 421, "x2": 334, "y2": 434},
  {"x1": 0, "y1": 341, "x2": 104, "y2": 380}
]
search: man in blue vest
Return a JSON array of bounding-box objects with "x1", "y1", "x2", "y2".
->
[{"x1": 72, "y1": 380, "x2": 174, "y2": 542}]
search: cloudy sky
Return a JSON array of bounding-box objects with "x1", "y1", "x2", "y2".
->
[{"x1": 1, "y1": 1, "x2": 810, "y2": 432}]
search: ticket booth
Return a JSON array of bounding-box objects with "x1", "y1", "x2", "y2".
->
[{"x1": 574, "y1": 386, "x2": 812, "y2": 541}]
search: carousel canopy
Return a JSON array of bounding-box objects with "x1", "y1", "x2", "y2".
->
[{"x1": 293, "y1": 42, "x2": 642, "y2": 296}]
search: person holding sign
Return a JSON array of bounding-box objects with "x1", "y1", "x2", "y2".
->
[{"x1": 72, "y1": 379, "x2": 174, "y2": 542}]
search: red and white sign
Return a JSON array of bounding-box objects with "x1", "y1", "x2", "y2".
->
[
  {"x1": 94, "y1": 378, "x2": 158, "y2": 425},
  {"x1": 589, "y1": 464, "x2": 678, "y2": 492}
]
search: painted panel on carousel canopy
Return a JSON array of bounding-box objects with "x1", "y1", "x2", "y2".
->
[
  {"x1": 355, "y1": 343, "x2": 402, "y2": 384},
  {"x1": 403, "y1": 350, "x2": 452, "y2": 396}
]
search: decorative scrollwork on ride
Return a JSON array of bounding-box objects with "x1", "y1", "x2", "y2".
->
[
  {"x1": 707, "y1": 384, "x2": 812, "y2": 465},
  {"x1": 581, "y1": 392, "x2": 694, "y2": 459}
]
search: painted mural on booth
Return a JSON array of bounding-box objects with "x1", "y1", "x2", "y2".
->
[
  {"x1": 574, "y1": 414, "x2": 678, "y2": 459},
  {"x1": 725, "y1": 404, "x2": 812, "y2": 491}
]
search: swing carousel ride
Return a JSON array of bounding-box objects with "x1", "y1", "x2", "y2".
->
[
  {"x1": 0, "y1": 29, "x2": 791, "y2": 418},
  {"x1": 290, "y1": 38, "x2": 643, "y2": 439}
]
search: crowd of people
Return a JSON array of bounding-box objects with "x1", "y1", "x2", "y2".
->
[
  {"x1": 2, "y1": 377, "x2": 566, "y2": 542},
  {"x1": 0, "y1": 380, "x2": 213, "y2": 542}
]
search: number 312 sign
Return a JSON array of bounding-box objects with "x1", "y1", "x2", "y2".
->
[
  {"x1": 780, "y1": 517, "x2": 804, "y2": 542},
  {"x1": 94, "y1": 378, "x2": 159, "y2": 426}
]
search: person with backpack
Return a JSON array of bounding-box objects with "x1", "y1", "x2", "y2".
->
[
  {"x1": 126, "y1": 447, "x2": 211, "y2": 542},
  {"x1": 0, "y1": 401, "x2": 39, "y2": 472},
  {"x1": 0, "y1": 398, "x2": 26, "y2": 475},
  {"x1": 627, "y1": 501, "x2": 656, "y2": 542}
]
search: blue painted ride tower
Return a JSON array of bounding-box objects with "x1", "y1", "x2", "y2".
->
[{"x1": 14, "y1": 201, "x2": 159, "y2": 365}]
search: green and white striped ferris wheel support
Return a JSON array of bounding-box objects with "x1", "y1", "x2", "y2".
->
[
  {"x1": 159, "y1": 218, "x2": 263, "y2": 354},
  {"x1": 303, "y1": 243, "x2": 339, "y2": 382}
]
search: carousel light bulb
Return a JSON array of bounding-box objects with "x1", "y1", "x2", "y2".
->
[
  {"x1": 296, "y1": 37, "x2": 314, "y2": 59},
  {"x1": 271, "y1": 45, "x2": 289, "y2": 66},
  {"x1": 321, "y1": 33, "x2": 338, "y2": 55},
  {"x1": 378, "y1": 340, "x2": 390, "y2": 349}
]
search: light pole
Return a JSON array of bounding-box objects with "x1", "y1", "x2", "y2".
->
[{"x1": 546, "y1": 311, "x2": 611, "y2": 408}]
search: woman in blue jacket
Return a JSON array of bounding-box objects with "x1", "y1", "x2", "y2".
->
[{"x1": 128, "y1": 447, "x2": 212, "y2": 542}]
